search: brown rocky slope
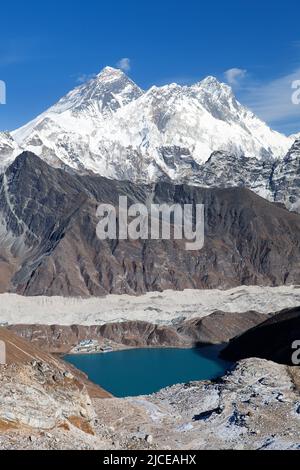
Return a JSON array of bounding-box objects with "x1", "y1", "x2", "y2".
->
[
  {"x1": 1, "y1": 152, "x2": 300, "y2": 296},
  {"x1": 7, "y1": 310, "x2": 269, "y2": 354},
  {"x1": 0, "y1": 327, "x2": 110, "y2": 398}
]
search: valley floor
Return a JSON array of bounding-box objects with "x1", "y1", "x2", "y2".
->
[{"x1": 1, "y1": 287, "x2": 300, "y2": 450}]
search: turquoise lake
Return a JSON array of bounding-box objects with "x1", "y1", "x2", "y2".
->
[{"x1": 65, "y1": 345, "x2": 232, "y2": 397}]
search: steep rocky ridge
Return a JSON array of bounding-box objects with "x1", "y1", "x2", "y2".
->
[
  {"x1": 1, "y1": 152, "x2": 300, "y2": 296},
  {"x1": 272, "y1": 139, "x2": 300, "y2": 212},
  {"x1": 193, "y1": 140, "x2": 300, "y2": 211}
]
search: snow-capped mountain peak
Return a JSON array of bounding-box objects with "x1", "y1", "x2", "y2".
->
[
  {"x1": 12, "y1": 66, "x2": 143, "y2": 147},
  {"x1": 49, "y1": 66, "x2": 144, "y2": 117},
  {"x1": 9, "y1": 68, "x2": 294, "y2": 181},
  {"x1": 96, "y1": 66, "x2": 129, "y2": 82},
  {"x1": 196, "y1": 75, "x2": 233, "y2": 93}
]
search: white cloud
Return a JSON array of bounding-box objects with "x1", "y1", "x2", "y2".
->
[
  {"x1": 224, "y1": 68, "x2": 247, "y2": 86},
  {"x1": 116, "y1": 57, "x2": 131, "y2": 72},
  {"x1": 240, "y1": 68, "x2": 300, "y2": 129},
  {"x1": 76, "y1": 73, "x2": 97, "y2": 84}
]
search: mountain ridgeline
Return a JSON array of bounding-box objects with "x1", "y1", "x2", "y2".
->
[
  {"x1": 0, "y1": 152, "x2": 300, "y2": 296},
  {"x1": 0, "y1": 67, "x2": 299, "y2": 297},
  {"x1": 0, "y1": 66, "x2": 299, "y2": 212}
]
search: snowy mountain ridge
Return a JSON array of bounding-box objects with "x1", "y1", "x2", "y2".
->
[
  {"x1": 0, "y1": 66, "x2": 299, "y2": 210},
  {"x1": 0, "y1": 132, "x2": 22, "y2": 172},
  {"x1": 8, "y1": 66, "x2": 292, "y2": 182}
]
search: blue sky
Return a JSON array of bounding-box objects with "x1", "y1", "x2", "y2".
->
[{"x1": 0, "y1": 0, "x2": 300, "y2": 134}]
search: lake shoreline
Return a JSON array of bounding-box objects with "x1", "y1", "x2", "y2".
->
[
  {"x1": 65, "y1": 345, "x2": 233, "y2": 397},
  {"x1": 6, "y1": 309, "x2": 270, "y2": 356},
  {"x1": 64, "y1": 342, "x2": 221, "y2": 356}
]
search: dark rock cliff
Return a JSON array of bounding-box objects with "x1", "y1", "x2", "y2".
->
[{"x1": 221, "y1": 306, "x2": 300, "y2": 365}]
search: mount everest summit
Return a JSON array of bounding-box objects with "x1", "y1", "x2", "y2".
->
[
  {"x1": 0, "y1": 65, "x2": 299, "y2": 210},
  {"x1": 0, "y1": 66, "x2": 300, "y2": 296}
]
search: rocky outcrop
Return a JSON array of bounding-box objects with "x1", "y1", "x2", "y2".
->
[
  {"x1": 1, "y1": 152, "x2": 300, "y2": 296},
  {"x1": 221, "y1": 306, "x2": 300, "y2": 365},
  {"x1": 0, "y1": 328, "x2": 115, "y2": 448},
  {"x1": 141, "y1": 358, "x2": 300, "y2": 450},
  {"x1": 272, "y1": 139, "x2": 300, "y2": 212},
  {"x1": 192, "y1": 150, "x2": 276, "y2": 202},
  {"x1": 7, "y1": 311, "x2": 269, "y2": 354},
  {"x1": 2, "y1": 356, "x2": 300, "y2": 449},
  {"x1": 2, "y1": 67, "x2": 299, "y2": 212},
  {"x1": 188, "y1": 140, "x2": 300, "y2": 213},
  {"x1": 0, "y1": 362, "x2": 95, "y2": 431}
]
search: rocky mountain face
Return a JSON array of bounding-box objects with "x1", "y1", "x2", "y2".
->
[
  {"x1": 0, "y1": 67, "x2": 298, "y2": 211},
  {"x1": 190, "y1": 151, "x2": 276, "y2": 201},
  {"x1": 1, "y1": 152, "x2": 300, "y2": 296},
  {"x1": 190, "y1": 139, "x2": 300, "y2": 211},
  {"x1": 0, "y1": 132, "x2": 21, "y2": 172},
  {"x1": 272, "y1": 139, "x2": 300, "y2": 212}
]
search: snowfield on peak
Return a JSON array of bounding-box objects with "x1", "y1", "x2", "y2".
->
[{"x1": 10, "y1": 67, "x2": 292, "y2": 182}]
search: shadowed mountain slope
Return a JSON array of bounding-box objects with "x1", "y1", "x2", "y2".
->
[{"x1": 221, "y1": 306, "x2": 300, "y2": 365}]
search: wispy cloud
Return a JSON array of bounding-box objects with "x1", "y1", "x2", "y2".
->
[
  {"x1": 240, "y1": 68, "x2": 300, "y2": 131},
  {"x1": 116, "y1": 57, "x2": 131, "y2": 72},
  {"x1": 75, "y1": 72, "x2": 97, "y2": 84},
  {"x1": 224, "y1": 68, "x2": 247, "y2": 87}
]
